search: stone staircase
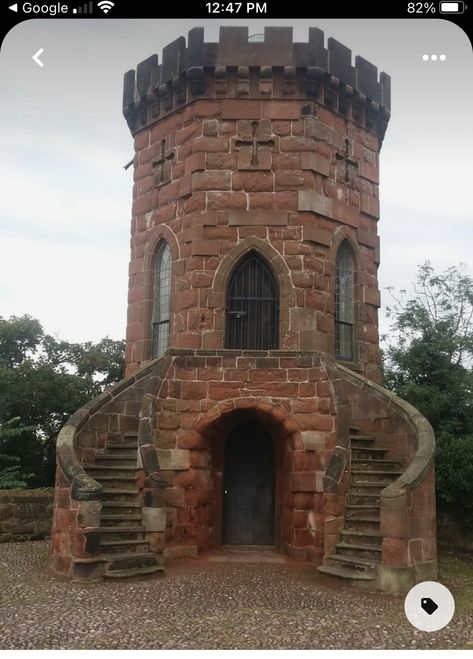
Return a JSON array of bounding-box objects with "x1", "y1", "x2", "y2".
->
[
  {"x1": 83, "y1": 433, "x2": 164, "y2": 578},
  {"x1": 318, "y1": 433, "x2": 403, "y2": 584}
]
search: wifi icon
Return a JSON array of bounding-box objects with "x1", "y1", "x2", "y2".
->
[{"x1": 97, "y1": 0, "x2": 114, "y2": 12}]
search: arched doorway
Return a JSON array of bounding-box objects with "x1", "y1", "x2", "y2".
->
[{"x1": 222, "y1": 419, "x2": 275, "y2": 545}]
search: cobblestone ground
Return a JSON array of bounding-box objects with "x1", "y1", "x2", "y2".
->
[{"x1": 0, "y1": 541, "x2": 472, "y2": 649}]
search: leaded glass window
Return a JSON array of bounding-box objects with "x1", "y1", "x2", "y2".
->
[
  {"x1": 151, "y1": 241, "x2": 171, "y2": 358},
  {"x1": 335, "y1": 241, "x2": 355, "y2": 360}
]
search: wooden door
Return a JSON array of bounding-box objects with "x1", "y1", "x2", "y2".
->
[{"x1": 222, "y1": 420, "x2": 275, "y2": 545}]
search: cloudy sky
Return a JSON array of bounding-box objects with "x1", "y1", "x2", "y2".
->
[{"x1": 0, "y1": 17, "x2": 472, "y2": 344}]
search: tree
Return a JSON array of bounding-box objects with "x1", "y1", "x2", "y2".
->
[
  {"x1": 382, "y1": 262, "x2": 473, "y2": 525},
  {"x1": 0, "y1": 418, "x2": 35, "y2": 489},
  {"x1": 0, "y1": 315, "x2": 125, "y2": 488}
]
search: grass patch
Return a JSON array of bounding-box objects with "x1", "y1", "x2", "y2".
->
[{"x1": 438, "y1": 549, "x2": 473, "y2": 614}]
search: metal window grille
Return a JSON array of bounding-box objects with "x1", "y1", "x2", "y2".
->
[
  {"x1": 225, "y1": 252, "x2": 279, "y2": 350},
  {"x1": 335, "y1": 242, "x2": 355, "y2": 360},
  {"x1": 151, "y1": 241, "x2": 171, "y2": 358}
]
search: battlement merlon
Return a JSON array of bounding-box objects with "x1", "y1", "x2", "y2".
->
[{"x1": 123, "y1": 26, "x2": 391, "y2": 143}]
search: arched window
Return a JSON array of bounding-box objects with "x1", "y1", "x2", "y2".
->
[
  {"x1": 335, "y1": 241, "x2": 355, "y2": 361},
  {"x1": 151, "y1": 240, "x2": 171, "y2": 358},
  {"x1": 225, "y1": 251, "x2": 279, "y2": 350}
]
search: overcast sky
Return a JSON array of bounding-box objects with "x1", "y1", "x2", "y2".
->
[{"x1": 0, "y1": 18, "x2": 472, "y2": 345}]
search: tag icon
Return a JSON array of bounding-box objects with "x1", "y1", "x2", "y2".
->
[{"x1": 421, "y1": 597, "x2": 438, "y2": 615}]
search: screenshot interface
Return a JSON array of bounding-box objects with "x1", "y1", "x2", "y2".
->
[{"x1": 0, "y1": 2, "x2": 471, "y2": 654}]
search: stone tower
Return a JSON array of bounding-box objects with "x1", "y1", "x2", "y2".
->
[{"x1": 51, "y1": 27, "x2": 437, "y2": 593}]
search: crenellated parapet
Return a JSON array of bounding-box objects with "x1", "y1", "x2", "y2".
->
[{"x1": 123, "y1": 26, "x2": 391, "y2": 142}]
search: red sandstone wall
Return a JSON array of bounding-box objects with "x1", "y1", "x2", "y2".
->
[
  {"x1": 153, "y1": 350, "x2": 341, "y2": 562},
  {"x1": 126, "y1": 99, "x2": 381, "y2": 379}
]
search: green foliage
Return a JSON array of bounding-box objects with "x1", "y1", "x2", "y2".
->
[
  {"x1": 0, "y1": 418, "x2": 35, "y2": 489},
  {"x1": 435, "y1": 432, "x2": 473, "y2": 527},
  {"x1": 0, "y1": 316, "x2": 125, "y2": 488},
  {"x1": 382, "y1": 262, "x2": 473, "y2": 528},
  {"x1": 0, "y1": 315, "x2": 43, "y2": 368}
]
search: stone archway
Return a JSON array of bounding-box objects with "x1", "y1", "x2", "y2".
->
[{"x1": 194, "y1": 400, "x2": 301, "y2": 554}]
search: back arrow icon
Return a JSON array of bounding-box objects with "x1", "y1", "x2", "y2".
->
[{"x1": 32, "y1": 49, "x2": 44, "y2": 68}]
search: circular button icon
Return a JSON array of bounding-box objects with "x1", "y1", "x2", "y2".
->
[{"x1": 404, "y1": 581, "x2": 455, "y2": 632}]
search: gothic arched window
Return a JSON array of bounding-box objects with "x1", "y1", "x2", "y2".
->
[
  {"x1": 151, "y1": 240, "x2": 171, "y2": 358},
  {"x1": 225, "y1": 251, "x2": 279, "y2": 350},
  {"x1": 335, "y1": 241, "x2": 355, "y2": 361}
]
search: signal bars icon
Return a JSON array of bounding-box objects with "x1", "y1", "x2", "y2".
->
[{"x1": 98, "y1": 0, "x2": 115, "y2": 12}]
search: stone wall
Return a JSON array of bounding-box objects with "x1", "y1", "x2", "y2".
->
[
  {"x1": 51, "y1": 359, "x2": 167, "y2": 579},
  {"x1": 334, "y1": 364, "x2": 437, "y2": 591},
  {"x1": 0, "y1": 490, "x2": 53, "y2": 542},
  {"x1": 125, "y1": 98, "x2": 382, "y2": 382},
  {"x1": 155, "y1": 349, "x2": 342, "y2": 562}
]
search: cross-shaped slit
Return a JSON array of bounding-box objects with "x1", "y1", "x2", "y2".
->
[
  {"x1": 235, "y1": 121, "x2": 274, "y2": 167},
  {"x1": 335, "y1": 138, "x2": 359, "y2": 184},
  {"x1": 152, "y1": 139, "x2": 175, "y2": 186}
]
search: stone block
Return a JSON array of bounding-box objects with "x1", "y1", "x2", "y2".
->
[
  {"x1": 219, "y1": 97, "x2": 262, "y2": 119},
  {"x1": 298, "y1": 191, "x2": 333, "y2": 218},
  {"x1": 381, "y1": 508, "x2": 407, "y2": 538},
  {"x1": 301, "y1": 152, "x2": 330, "y2": 177},
  {"x1": 157, "y1": 449, "x2": 191, "y2": 470},
  {"x1": 315, "y1": 470, "x2": 325, "y2": 492},
  {"x1": 290, "y1": 471, "x2": 316, "y2": 492},
  {"x1": 0, "y1": 504, "x2": 12, "y2": 521},
  {"x1": 142, "y1": 507, "x2": 166, "y2": 532},
  {"x1": 300, "y1": 431, "x2": 326, "y2": 451},
  {"x1": 228, "y1": 210, "x2": 287, "y2": 226},
  {"x1": 289, "y1": 307, "x2": 317, "y2": 331},
  {"x1": 77, "y1": 501, "x2": 101, "y2": 528},
  {"x1": 72, "y1": 559, "x2": 105, "y2": 582},
  {"x1": 382, "y1": 537, "x2": 408, "y2": 566}
]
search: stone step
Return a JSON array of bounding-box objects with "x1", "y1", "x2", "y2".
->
[
  {"x1": 107, "y1": 443, "x2": 138, "y2": 450},
  {"x1": 101, "y1": 490, "x2": 139, "y2": 503},
  {"x1": 102, "y1": 551, "x2": 158, "y2": 572},
  {"x1": 100, "y1": 525, "x2": 145, "y2": 532},
  {"x1": 92, "y1": 477, "x2": 137, "y2": 489},
  {"x1": 102, "y1": 501, "x2": 141, "y2": 515},
  {"x1": 101, "y1": 515, "x2": 143, "y2": 527},
  {"x1": 349, "y1": 482, "x2": 393, "y2": 495},
  {"x1": 100, "y1": 528, "x2": 146, "y2": 541},
  {"x1": 340, "y1": 529, "x2": 382, "y2": 548},
  {"x1": 104, "y1": 564, "x2": 164, "y2": 579},
  {"x1": 351, "y1": 447, "x2": 388, "y2": 459},
  {"x1": 317, "y1": 564, "x2": 375, "y2": 581},
  {"x1": 95, "y1": 460, "x2": 137, "y2": 469},
  {"x1": 100, "y1": 539, "x2": 149, "y2": 553},
  {"x1": 351, "y1": 459, "x2": 401, "y2": 471},
  {"x1": 336, "y1": 542, "x2": 382, "y2": 561},
  {"x1": 96, "y1": 453, "x2": 137, "y2": 461},
  {"x1": 84, "y1": 465, "x2": 138, "y2": 479},
  {"x1": 344, "y1": 517, "x2": 380, "y2": 532},
  {"x1": 328, "y1": 553, "x2": 379, "y2": 569},
  {"x1": 349, "y1": 436, "x2": 375, "y2": 447},
  {"x1": 347, "y1": 494, "x2": 380, "y2": 506},
  {"x1": 348, "y1": 513, "x2": 379, "y2": 523},
  {"x1": 346, "y1": 503, "x2": 380, "y2": 513},
  {"x1": 351, "y1": 468, "x2": 403, "y2": 485},
  {"x1": 101, "y1": 534, "x2": 146, "y2": 542}
]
